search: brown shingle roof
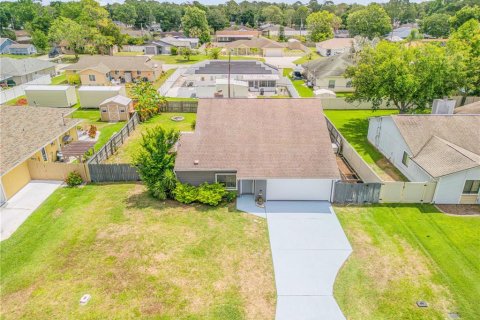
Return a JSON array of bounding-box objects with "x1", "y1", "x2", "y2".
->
[
  {"x1": 225, "y1": 37, "x2": 284, "y2": 49},
  {"x1": 316, "y1": 38, "x2": 354, "y2": 49},
  {"x1": 392, "y1": 115, "x2": 480, "y2": 177},
  {"x1": 174, "y1": 99, "x2": 340, "y2": 179},
  {"x1": 62, "y1": 56, "x2": 162, "y2": 72},
  {"x1": 0, "y1": 106, "x2": 81, "y2": 175},
  {"x1": 216, "y1": 30, "x2": 261, "y2": 37},
  {"x1": 454, "y1": 101, "x2": 480, "y2": 114}
]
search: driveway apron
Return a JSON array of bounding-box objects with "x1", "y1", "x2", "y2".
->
[{"x1": 266, "y1": 201, "x2": 352, "y2": 320}]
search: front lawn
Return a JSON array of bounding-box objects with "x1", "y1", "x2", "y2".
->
[
  {"x1": 283, "y1": 68, "x2": 314, "y2": 97},
  {"x1": 153, "y1": 54, "x2": 263, "y2": 65},
  {"x1": 51, "y1": 72, "x2": 67, "y2": 85},
  {"x1": 72, "y1": 109, "x2": 125, "y2": 151},
  {"x1": 292, "y1": 50, "x2": 321, "y2": 65},
  {"x1": 334, "y1": 205, "x2": 480, "y2": 319},
  {"x1": 0, "y1": 184, "x2": 275, "y2": 319},
  {"x1": 324, "y1": 110, "x2": 406, "y2": 181},
  {"x1": 106, "y1": 112, "x2": 197, "y2": 163}
]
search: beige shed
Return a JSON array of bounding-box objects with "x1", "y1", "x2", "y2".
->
[
  {"x1": 99, "y1": 95, "x2": 133, "y2": 122},
  {"x1": 78, "y1": 85, "x2": 127, "y2": 109},
  {"x1": 24, "y1": 85, "x2": 77, "y2": 108}
]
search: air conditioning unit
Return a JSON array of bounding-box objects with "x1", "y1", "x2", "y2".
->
[{"x1": 431, "y1": 99, "x2": 455, "y2": 114}]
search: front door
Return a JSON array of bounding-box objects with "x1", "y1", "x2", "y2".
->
[{"x1": 125, "y1": 72, "x2": 132, "y2": 82}]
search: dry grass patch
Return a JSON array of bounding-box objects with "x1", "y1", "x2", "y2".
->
[{"x1": 0, "y1": 184, "x2": 275, "y2": 319}]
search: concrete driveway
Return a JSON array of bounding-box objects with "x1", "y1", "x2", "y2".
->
[
  {"x1": 0, "y1": 180, "x2": 62, "y2": 241},
  {"x1": 266, "y1": 201, "x2": 352, "y2": 320},
  {"x1": 263, "y1": 56, "x2": 302, "y2": 69}
]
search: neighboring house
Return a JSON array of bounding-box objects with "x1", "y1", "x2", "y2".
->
[
  {"x1": 368, "y1": 114, "x2": 480, "y2": 204},
  {"x1": 99, "y1": 95, "x2": 134, "y2": 122},
  {"x1": 174, "y1": 99, "x2": 340, "y2": 201},
  {"x1": 171, "y1": 60, "x2": 281, "y2": 98},
  {"x1": 215, "y1": 29, "x2": 261, "y2": 42},
  {"x1": 145, "y1": 37, "x2": 199, "y2": 55},
  {"x1": 316, "y1": 38, "x2": 354, "y2": 57},
  {"x1": 0, "y1": 58, "x2": 56, "y2": 86},
  {"x1": 224, "y1": 37, "x2": 285, "y2": 57},
  {"x1": 0, "y1": 38, "x2": 15, "y2": 54},
  {"x1": 63, "y1": 56, "x2": 163, "y2": 85},
  {"x1": 24, "y1": 85, "x2": 77, "y2": 108},
  {"x1": 78, "y1": 85, "x2": 127, "y2": 108},
  {"x1": 259, "y1": 24, "x2": 307, "y2": 37},
  {"x1": 386, "y1": 25, "x2": 421, "y2": 41},
  {"x1": 334, "y1": 30, "x2": 350, "y2": 38},
  {"x1": 454, "y1": 101, "x2": 480, "y2": 114},
  {"x1": 0, "y1": 106, "x2": 81, "y2": 200},
  {"x1": 156, "y1": 31, "x2": 184, "y2": 38},
  {"x1": 8, "y1": 43, "x2": 37, "y2": 55},
  {"x1": 14, "y1": 30, "x2": 31, "y2": 44},
  {"x1": 302, "y1": 52, "x2": 355, "y2": 92}
]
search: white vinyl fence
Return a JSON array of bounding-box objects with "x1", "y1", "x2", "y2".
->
[
  {"x1": 158, "y1": 67, "x2": 187, "y2": 96},
  {"x1": 0, "y1": 74, "x2": 51, "y2": 104}
]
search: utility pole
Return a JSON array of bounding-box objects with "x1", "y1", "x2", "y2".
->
[{"x1": 228, "y1": 50, "x2": 231, "y2": 98}]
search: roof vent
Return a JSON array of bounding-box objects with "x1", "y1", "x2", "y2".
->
[{"x1": 194, "y1": 160, "x2": 199, "y2": 165}]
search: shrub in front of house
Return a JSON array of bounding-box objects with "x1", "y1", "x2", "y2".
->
[
  {"x1": 174, "y1": 182, "x2": 236, "y2": 206},
  {"x1": 170, "y1": 46, "x2": 178, "y2": 55},
  {"x1": 65, "y1": 171, "x2": 83, "y2": 187}
]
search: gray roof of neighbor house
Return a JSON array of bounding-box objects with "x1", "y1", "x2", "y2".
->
[
  {"x1": 302, "y1": 52, "x2": 354, "y2": 78},
  {"x1": 188, "y1": 60, "x2": 278, "y2": 75},
  {"x1": 152, "y1": 36, "x2": 198, "y2": 47},
  {"x1": 260, "y1": 24, "x2": 295, "y2": 32},
  {"x1": 215, "y1": 29, "x2": 261, "y2": 37},
  {"x1": 0, "y1": 58, "x2": 55, "y2": 81},
  {"x1": 225, "y1": 37, "x2": 284, "y2": 49},
  {"x1": 392, "y1": 115, "x2": 480, "y2": 177},
  {"x1": 0, "y1": 106, "x2": 81, "y2": 176},
  {"x1": 454, "y1": 101, "x2": 480, "y2": 114},
  {"x1": 8, "y1": 43, "x2": 34, "y2": 49},
  {"x1": 175, "y1": 99, "x2": 340, "y2": 180},
  {"x1": 62, "y1": 56, "x2": 162, "y2": 72}
]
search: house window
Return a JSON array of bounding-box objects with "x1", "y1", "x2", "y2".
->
[
  {"x1": 402, "y1": 151, "x2": 409, "y2": 166},
  {"x1": 463, "y1": 180, "x2": 480, "y2": 194},
  {"x1": 41, "y1": 147, "x2": 48, "y2": 161},
  {"x1": 137, "y1": 70, "x2": 141, "y2": 75},
  {"x1": 346, "y1": 81, "x2": 352, "y2": 88},
  {"x1": 216, "y1": 173, "x2": 237, "y2": 190},
  {"x1": 120, "y1": 108, "x2": 125, "y2": 113},
  {"x1": 328, "y1": 80, "x2": 336, "y2": 88},
  {"x1": 115, "y1": 70, "x2": 119, "y2": 75},
  {"x1": 101, "y1": 108, "x2": 107, "y2": 112},
  {"x1": 89, "y1": 74, "x2": 96, "y2": 81}
]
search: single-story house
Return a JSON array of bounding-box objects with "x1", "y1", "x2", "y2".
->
[
  {"x1": 367, "y1": 114, "x2": 480, "y2": 204},
  {"x1": 173, "y1": 60, "x2": 281, "y2": 98},
  {"x1": 7, "y1": 43, "x2": 37, "y2": 55},
  {"x1": 99, "y1": 95, "x2": 134, "y2": 122},
  {"x1": 302, "y1": 52, "x2": 355, "y2": 92},
  {"x1": 0, "y1": 38, "x2": 15, "y2": 54},
  {"x1": 78, "y1": 85, "x2": 127, "y2": 108},
  {"x1": 0, "y1": 106, "x2": 81, "y2": 201},
  {"x1": 145, "y1": 37, "x2": 199, "y2": 55},
  {"x1": 215, "y1": 29, "x2": 261, "y2": 42},
  {"x1": 25, "y1": 85, "x2": 77, "y2": 108},
  {"x1": 224, "y1": 37, "x2": 285, "y2": 57},
  {"x1": 259, "y1": 24, "x2": 307, "y2": 38},
  {"x1": 175, "y1": 99, "x2": 340, "y2": 201},
  {"x1": 0, "y1": 58, "x2": 56, "y2": 86},
  {"x1": 63, "y1": 56, "x2": 162, "y2": 85},
  {"x1": 316, "y1": 38, "x2": 354, "y2": 57}
]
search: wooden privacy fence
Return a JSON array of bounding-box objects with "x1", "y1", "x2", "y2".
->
[
  {"x1": 161, "y1": 100, "x2": 198, "y2": 113},
  {"x1": 333, "y1": 182, "x2": 382, "y2": 204},
  {"x1": 379, "y1": 182, "x2": 436, "y2": 203},
  {"x1": 27, "y1": 160, "x2": 90, "y2": 182},
  {"x1": 88, "y1": 164, "x2": 140, "y2": 182},
  {"x1": 87, "y1": 113, "x2": 140, "y2": 165}
]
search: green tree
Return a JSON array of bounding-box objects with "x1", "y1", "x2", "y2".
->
[
  {"x1": 294, "y1": 6, "x2": 310, "y2": 28},
  {"x1": 31, "y1": 30, "x2": 49, "y2": 52},
  {"x1": 262, "y1": 5, "x2": 283, "y2": 25},
  {"x1": 284, "y1": 9, "x2": 296, "y2": 27},
  {"x1": 345, "y1": 41, "x2": 462, "y2": 113},
  {"x1": 207, "y1": 8, "x2": 228, "y2": 31},
  {"x1": 112, "y1": 3, "x2": 137, "y2": 26},
  {"x1": 450, "y1": 5, "x2": 480, "y2": 29},
  {"x1": 181, "y1": 6, "x2": 211, "y2": 44},
  {"x1": 278, "y1": 25, "x2": 286, "y2": 42},
  {"x1": 420, "y1": 13, "x2": 451, "y2": 38},
  {"x1": 209, "y1": 47, "x2": 222, "y2": 59},
  {"x1": 131, "y1": 82, "x2": 164, "y2": 121},
  {"x1": 447, "y1": 19, "x2": 480, "y2": 95},
  {"x1": 180, "y1": 47, "x2": 192, "y2": 61},
  {"x1": 48, "y1": 17, "x2": 86, "y2": 57},
  {"x1": 133, "y1": 127, "x2": 180, "y2": 200},
  {"x1": 306, "y1": 11, "x2": 340, "y2": 42},
  {"x1": 347, "y1": 4, "x2": 392, "y2": 39}
]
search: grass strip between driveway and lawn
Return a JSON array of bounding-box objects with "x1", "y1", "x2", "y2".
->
[
  {"x1": 334, "y1": 204, "x2": 480, "y2": 319},
  {"x1": 283, "y1": 68, "x2": 314, "y2": 98},
  {"x1": 0, "y1": 184, "x2": 276, "y2": 319}
]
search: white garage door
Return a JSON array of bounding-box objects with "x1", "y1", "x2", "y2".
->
[{"x1": 266, "y1": 179, "x2": 333, "y2": 201}]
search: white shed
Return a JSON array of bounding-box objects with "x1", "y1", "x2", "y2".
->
[
  {"x1": 24, "y1": 85, "x2": 77, "y2": 108},
  {"x1": 78, "y1": 86, "x2": 127, "y2": 109}
]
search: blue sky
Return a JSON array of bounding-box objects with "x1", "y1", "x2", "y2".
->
[{"x1": 40, "y1": 0, "x2": 423, "y2": 6}]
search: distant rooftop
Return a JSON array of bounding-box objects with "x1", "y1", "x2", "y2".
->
[{"x1": 188, "y1": 60, "x2": 278, "y2": 75}]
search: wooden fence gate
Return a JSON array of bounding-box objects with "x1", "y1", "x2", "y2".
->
[
  {"x1": 333, "y1": 182, "x2": 381, "y2": 204},
  {"x1": 88, "y1": 164, "x2": 140, "y2": 182}
]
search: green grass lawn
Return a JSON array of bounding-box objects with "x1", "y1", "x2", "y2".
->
[
  {"x1": 3, "y1": 95, "x2": 26, "y2": 106},
  {"x1": 153, "y1": 54, "x2": 263, "y2": 65},
  {"x1": 72, "y1": 109, "x2": 126, "y2": 151},
  {"x1": 283, "y1": 68, "x2": 314, "y2": 97},
  {"x1": 51, "y1": 72, "x2": 67, "y2": 85},
  {"x1": 0, "y1": 53, "x2": 42, "y2": 59},
  {"x1": 323, "y1": 110, "x2": 407, "y2": 181},
  {"x1": 292, "y1": 50, "x2": 321, "y2": 65},
  {"x1": 335, "y1": 205, "x2": 480, "y2": 319},
  {"x1": 0, "y1": 184, "x2": 275, "y2": 319},
  {"x1": 114, "y1": 51, "x2": 144, "y2": 56},
  {"x1": 153, "y1": 69, "x2": 175, "y2": 89},
  {"x1": 106, "y1": 113, "x2": 197, "y2": 163}
]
